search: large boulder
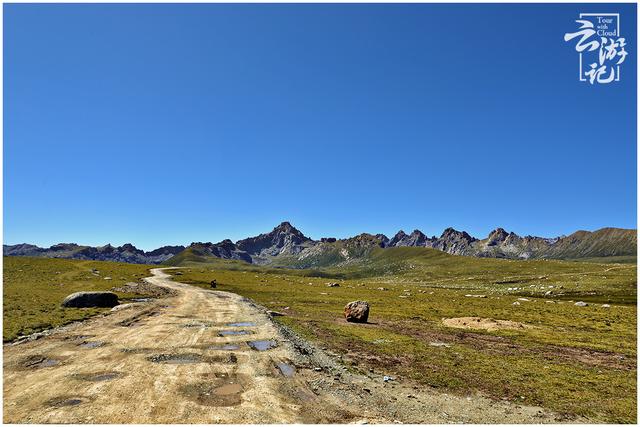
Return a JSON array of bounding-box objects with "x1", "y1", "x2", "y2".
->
[
  {"x1": 344, "y1": 300, "x2": 370, "y2": 323},
  {"x1": 62, "y1": 291, "x2": 119, "y2": 308}
]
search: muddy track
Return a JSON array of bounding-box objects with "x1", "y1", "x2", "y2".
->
[{"x1": 3, "y1": 268, "x2": 577, "y2": 423}]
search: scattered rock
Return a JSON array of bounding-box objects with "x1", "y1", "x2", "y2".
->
[
  {"x1": 377, "y1": 287, "x2": 388, "y2": 291},
  {"x1": 111, "y1": 303, "x2": 137, "y2": 312},
  {"x1": 574, "y1": 301, "x2": 588, "y2": 307},
  {"x1": 602, "y1": 304, "x2": 611, "y2": 308},
  {"x1": 267, "y1": 310, "x2": 285, "y2": 317},
  {"x1": 103, "y1": 277, "x2": 112, "y2": 280},
  {"x1": 344, "y1": 301, "x2": 370, "y2": 323},
  {"x1": 383, "y1": 375, "x2": 395, "y2": 382},
  {"x1": 62, "y1": 292, "x2": 119, "y2": 308},
  {"x1": 326, "y1": 283, "x2": 340, "y2": 287},
  {"x1": 465, "y1": 294, "x2": 487, "y2": 298},
  {"x1": 512, "y1": 301, "x2": 520, "y2": 306},
  {"x1": 517, "y1": 298, "x2": 530, "y2": 301}
]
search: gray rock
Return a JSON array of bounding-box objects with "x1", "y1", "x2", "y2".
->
[
  {"x1": 574, "y1": 301, "x2": 588, "y2": 307},
  {"x1": 344, "y1": 300, "x2": 370, "y2": 323},
  {"x1": 267, "y1": 310, "x2": 285, "y2": 317},
  {"x1": 62, "y1": 292, "x2": 119, "y2": 308}
]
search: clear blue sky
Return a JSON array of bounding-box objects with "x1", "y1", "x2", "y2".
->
[{"x1": 4, "y1": 3, "x2": 637, "y2": 250}]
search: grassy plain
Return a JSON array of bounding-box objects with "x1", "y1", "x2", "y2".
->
[
  {"x1": 3, "y1": 256, "x2": 152, "y2": 341},
  {"x1": 165, "y1": 247, "x2": 637, "y2": 423}
]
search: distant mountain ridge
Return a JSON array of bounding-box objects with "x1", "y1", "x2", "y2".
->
[
  {"x1": 4, "y1": 222, "x2": 636, "y2": 266},
  {"x1": 3, "y1": 242, "x2": 185, "y2": 264}
]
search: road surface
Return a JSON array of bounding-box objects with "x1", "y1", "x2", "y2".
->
[{"x1": 3, "y1": 268, "x2": 567, "y2": 423}]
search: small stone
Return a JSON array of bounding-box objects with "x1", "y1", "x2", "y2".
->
[{"x1": 574, "y1": 301, "x2": 588, "y2": 307}]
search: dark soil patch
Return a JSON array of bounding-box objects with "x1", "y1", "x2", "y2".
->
[
  {"x1": 218, "y1": 330, "x2": 252, "y2": 336},
  {"x1": 72, "y1": 371, "x2": 121, "y2": 382},
  {"x1": 147, "y1": 353, "x2": 238, "y2": 364},
  {"x1": 147, "y1": 353, "x2": 203, "y2": 364},
  {"x1": 44, "y1": 396, "x2": 86, "y2": 407},
  {"x1": 120, "y1": 347, "x2": 155, "y2": 354}
]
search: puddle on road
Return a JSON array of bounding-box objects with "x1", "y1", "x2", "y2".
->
[
  {"x1": 20, "y1": 355, "x2": 60, "y2": 369},
  {"x1": 179, "y1": 374, "x2": 245, "y2": 406},
  {"x1": 207, "y1": 344, "x2": 242, "y2": 351},
  {"x1": 247, "y1": 340, "x2": 277, "y2": 351},
  {"x1": 218, "y1": 330, "x2": 251, "y2": 337},
  {"x1": 73, "y1": 371, "x2": 120, "y2": 382},
  {"x1": 226, "y1": 322, "x2": 256, "y2": 327},
  {"x1": 183, "y1": 321, "x2": 213, "y2": 328},
  {"x1": 276, "y1": 362, "x2": 295, "y2": 377},
  {"x1": 147, "y1": 353, "x2": 203, "y2": 364},
  {"x1": 44, "y1": 396, "x2": 85, "y2": 407},
  {"x1": 78, "y1": 341, "x2": 106, "y2": 349}
]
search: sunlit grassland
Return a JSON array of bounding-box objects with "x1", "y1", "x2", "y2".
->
[
  {"x1": 3, "y1": 256, "x2": 152, "y2": 341},
  {"x1": 166, "y1": 248, "x2": 637, "y2": 423}
]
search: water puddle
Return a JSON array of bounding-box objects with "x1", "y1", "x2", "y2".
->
[
  {"x1": 247, "y1": 340, "x2": 277, "y2": 351},
  {"x1": 226, "y1": 322, "x2": 256, "y2": 327},
  {"x1": 78, "y1": 341, "x2": 106, "y2": 349},
  {"x1": 276, "y1": 362, "x2": 295, "y2": 377},
  {"x1": 207, "y1": 344, "x2": 242, "y2": 351},
  {"x1": 20, "y1": 355, "x2": 60, "y2": 369},
  {"x1": 183, "y1": 321, "x2": 213, "y2": 328},
  {"x1": 131, "y1": 298, "x2": 154, "y2": 302},
  {"x1": 179, "y1": 374, "x2": 245, "y2": 407},
  {"x1": 147, "y1": 353, "x2": 203, "y2": 364},
  {"x1": 218, "y1": 330, "x2": 251, "y2": 336}
]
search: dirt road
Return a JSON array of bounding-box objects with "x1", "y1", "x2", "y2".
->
[{"x1": 3, "y1": 268, "x2": 570, "y2": 423}]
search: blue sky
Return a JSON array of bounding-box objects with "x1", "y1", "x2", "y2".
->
[{"x1": 4, "y1": 4, "x2": 637, "y2": 250}]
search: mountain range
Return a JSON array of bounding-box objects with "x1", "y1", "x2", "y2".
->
[{"x1": 6, "y1": 222, "x2": 635, "y2": 267}]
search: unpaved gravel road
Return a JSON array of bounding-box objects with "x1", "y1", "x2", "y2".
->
[{"x1": 3, "y1": 268, "x2": 575, "y2": 423}]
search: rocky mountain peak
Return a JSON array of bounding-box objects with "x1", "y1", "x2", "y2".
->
[
  {"x1": 486, "y1": 228, "x2": 509, "y2": 246},
  {"x1": 235, "y1": 221, "x2": 312, "y2": 259},
  {"x1": 272, "y1": 221, "x2": 306, "y2": 238},
  {"x1": 389, "y1": 229, "x2": 428, "y2": 247}
]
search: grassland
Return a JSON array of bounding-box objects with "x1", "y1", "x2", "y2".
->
[
  {"x1": 3, "y1": 256, "x2": 153, "y2": 341},
  {"x1": 165, "y1": 247, "x2": 637, "y2": 423}
]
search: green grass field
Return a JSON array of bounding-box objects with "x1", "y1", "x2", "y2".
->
[
  {"x1": 165, "y1": 247, "x2": 637, "y2": 423},
  {"x1": 3, "y1": 257, "x2": 152, "y2": 341}
]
